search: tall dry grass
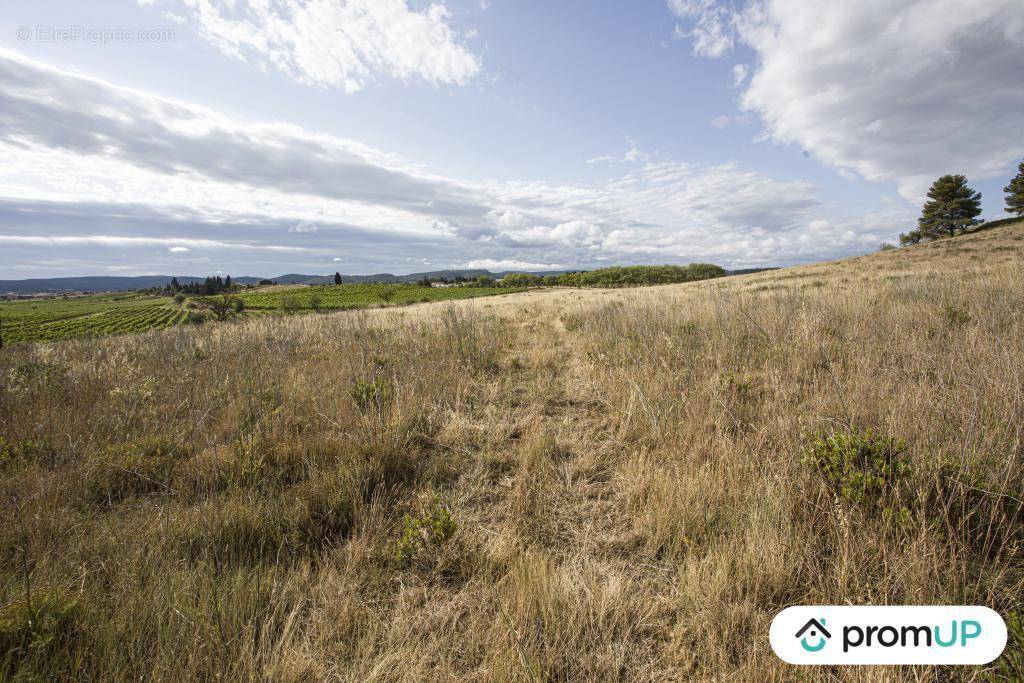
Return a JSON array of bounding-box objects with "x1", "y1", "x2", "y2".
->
[{"x1": 1, "y1": 221, "x2": 1023, "y2": 680}]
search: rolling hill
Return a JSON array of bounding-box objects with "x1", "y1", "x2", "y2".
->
[{"x1": 1, "y1": 219, "x2": 1021, "y2": 680}]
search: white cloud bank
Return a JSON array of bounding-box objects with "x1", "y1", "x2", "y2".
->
[
  {"x1": 149, "y1": 0, "x2": 481, "y2": 92},
  {"x1": 0, "y1": 48, "x2": 895, "y2": 277},
  {"x1": 671, "y1": 0, "x2": 1024, "y2": 200}
]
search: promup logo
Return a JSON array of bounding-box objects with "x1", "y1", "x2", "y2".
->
[
  {"x1": 771, "y1": 606, "x2": 1006, "y2": 665},
  {"x1": 795, "y1": 618, "x2": 831, "y2": 652}
]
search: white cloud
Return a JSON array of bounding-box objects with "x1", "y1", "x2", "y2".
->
[
  {"x1": 668, "y1": 0, "x2": 735, "y2": 57},
  {"x1": 586, "y1": 140, "x2": 651, "y2": 165},
  {"x1": 168, "y1": 246, "x2": 190, "y2": 252},
  {"x1": 670, "y1": 0, "x2": 1024, "y2": 201},
  {"x1": 711, "y1": 115, "x2": 732, "y2": 129},
  {"x1": 154, "y1": 0, "x2": 481, "y2": 92},
  {"x1": 0, "y1": 235, "x2": 310, "y2": 252},
  {"x1": 731, "y1": 63, "x2": 748, "y2": 87},
  {"x1": 289, "y1": 221, "x2": 319, "y2": 234},
  {"x1": 501, "y1": 220, "x2": 605, "y2": 248},
  {"x1": 486, "y1": 208, "x2": 529, "y2": 230},
  {"x1": 464, "y1": 258, "x2": 565, "y2": 271}
]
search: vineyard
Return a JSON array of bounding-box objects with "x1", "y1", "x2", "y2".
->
[
  {"x1": 0, "y1": 294, "x2": 184, "y2": 344},
  {"x1": 0, "y1": 285, "x2": 523, "y2": 344}
]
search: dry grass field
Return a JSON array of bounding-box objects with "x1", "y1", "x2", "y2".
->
[{"x1": 2, "y1": 220, "x2": 1023, "y2": 680}]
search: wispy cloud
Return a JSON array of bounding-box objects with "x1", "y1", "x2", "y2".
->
[
  {"x1": 0, "y1": 234, "x2": 311, "y2": 252},
  {"x1": 668, "y1": 0, "x2": 736, "y2": 57},
  {"x1": 146, "y1": 0, "x2": 482, "y2": 92}
]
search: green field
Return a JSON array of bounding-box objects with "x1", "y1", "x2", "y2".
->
[{"x1": 0, "y1": 285, "x2": 522, "y2": 344}]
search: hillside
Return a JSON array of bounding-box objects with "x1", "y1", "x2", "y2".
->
[{"x1": 1, "y1": 220, "x2": 1022, "y2": 680}]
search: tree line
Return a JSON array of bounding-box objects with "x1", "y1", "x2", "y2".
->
[
  {"x1": 162, "y1": 275, "x2": 235, "y2": 296},
  {"x1": 499, "y1": 264, "x2": 726, "y2": 288},
  {"x1": 898, "y1": 160, "x2": 1024, "y2": 245}
]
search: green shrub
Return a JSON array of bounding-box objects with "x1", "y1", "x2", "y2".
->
[
  {"x1": 802, "y1": 428, "x2": 911, "y2": 507},
  {"x1": 501, "y1": 273, "x2": 543, "y2": 288},
  {"x1": 350, "y1": 377, "x2": 392, "y2": 416},
  {"x1": 279, "y1": 294, "x2": 302, "y2": 314},
  {"x1": 394, "y1": 498, "x2": 457, "y2": 567}
]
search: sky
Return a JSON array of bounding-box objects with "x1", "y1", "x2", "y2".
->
[{"x1": 0, "y1": 0, "x2": 1021, "y2": 279}]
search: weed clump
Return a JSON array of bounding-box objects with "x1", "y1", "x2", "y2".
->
[
  {"x1": 0, "y1": 590, "x2": 81, "y2": 679},
  {"x1": 286, "y1": 474, "x2": 357, "y2": 552},
  {"x1": 350, "y1": 377, "x2": 392, "y2": 416},
  {"x1": 0, "y1": 437, "x2": 52, "y2": 468},
  {"x1": 803, "y1": 428, "x2": 911, "y2": 507},
  {"x1": 394, "y1": 498, "x2": 457, "y2": 567},
  {"x1": 83, "y1": 440, "x2": 188, "y2": 507}
]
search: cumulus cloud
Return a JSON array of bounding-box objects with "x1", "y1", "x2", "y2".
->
[
  {"x1": 168, "y1": 246, "x2": 190, "y2": 252},
  {"x1": 670, "y1": 0, "x2": 1024, "y2": 201},
  {"x1": 464, "y1": 258, "x2": 565, "y2": 271},
  {"x1": 150, "y1": 0, "x2": 481, "y2": 92}
]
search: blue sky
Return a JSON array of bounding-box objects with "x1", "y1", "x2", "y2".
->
[{"x1": 0, "y1": 0, "x2": 1021, "y2": 278}]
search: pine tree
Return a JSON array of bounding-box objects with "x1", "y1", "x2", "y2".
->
[
  {"x1": 225, "y1": 275, "x2": 232, "y2": 290},
  {"x1": 334, "y1": 272, "x2": 343, "y2": 285},
  {"x1": 917, "y1": 174, "x2": 982, "y2": 239},
  {"x1": 1004, "y1": 160, "x2": 1024, "y2": 217},
  {"x1": 899, "y1": 230, "x2": 923, "y2": 246}
]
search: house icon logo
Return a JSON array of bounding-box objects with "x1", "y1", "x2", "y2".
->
[{"x1": 795, "y1": 618, "x2": 831, "y2": 652}]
